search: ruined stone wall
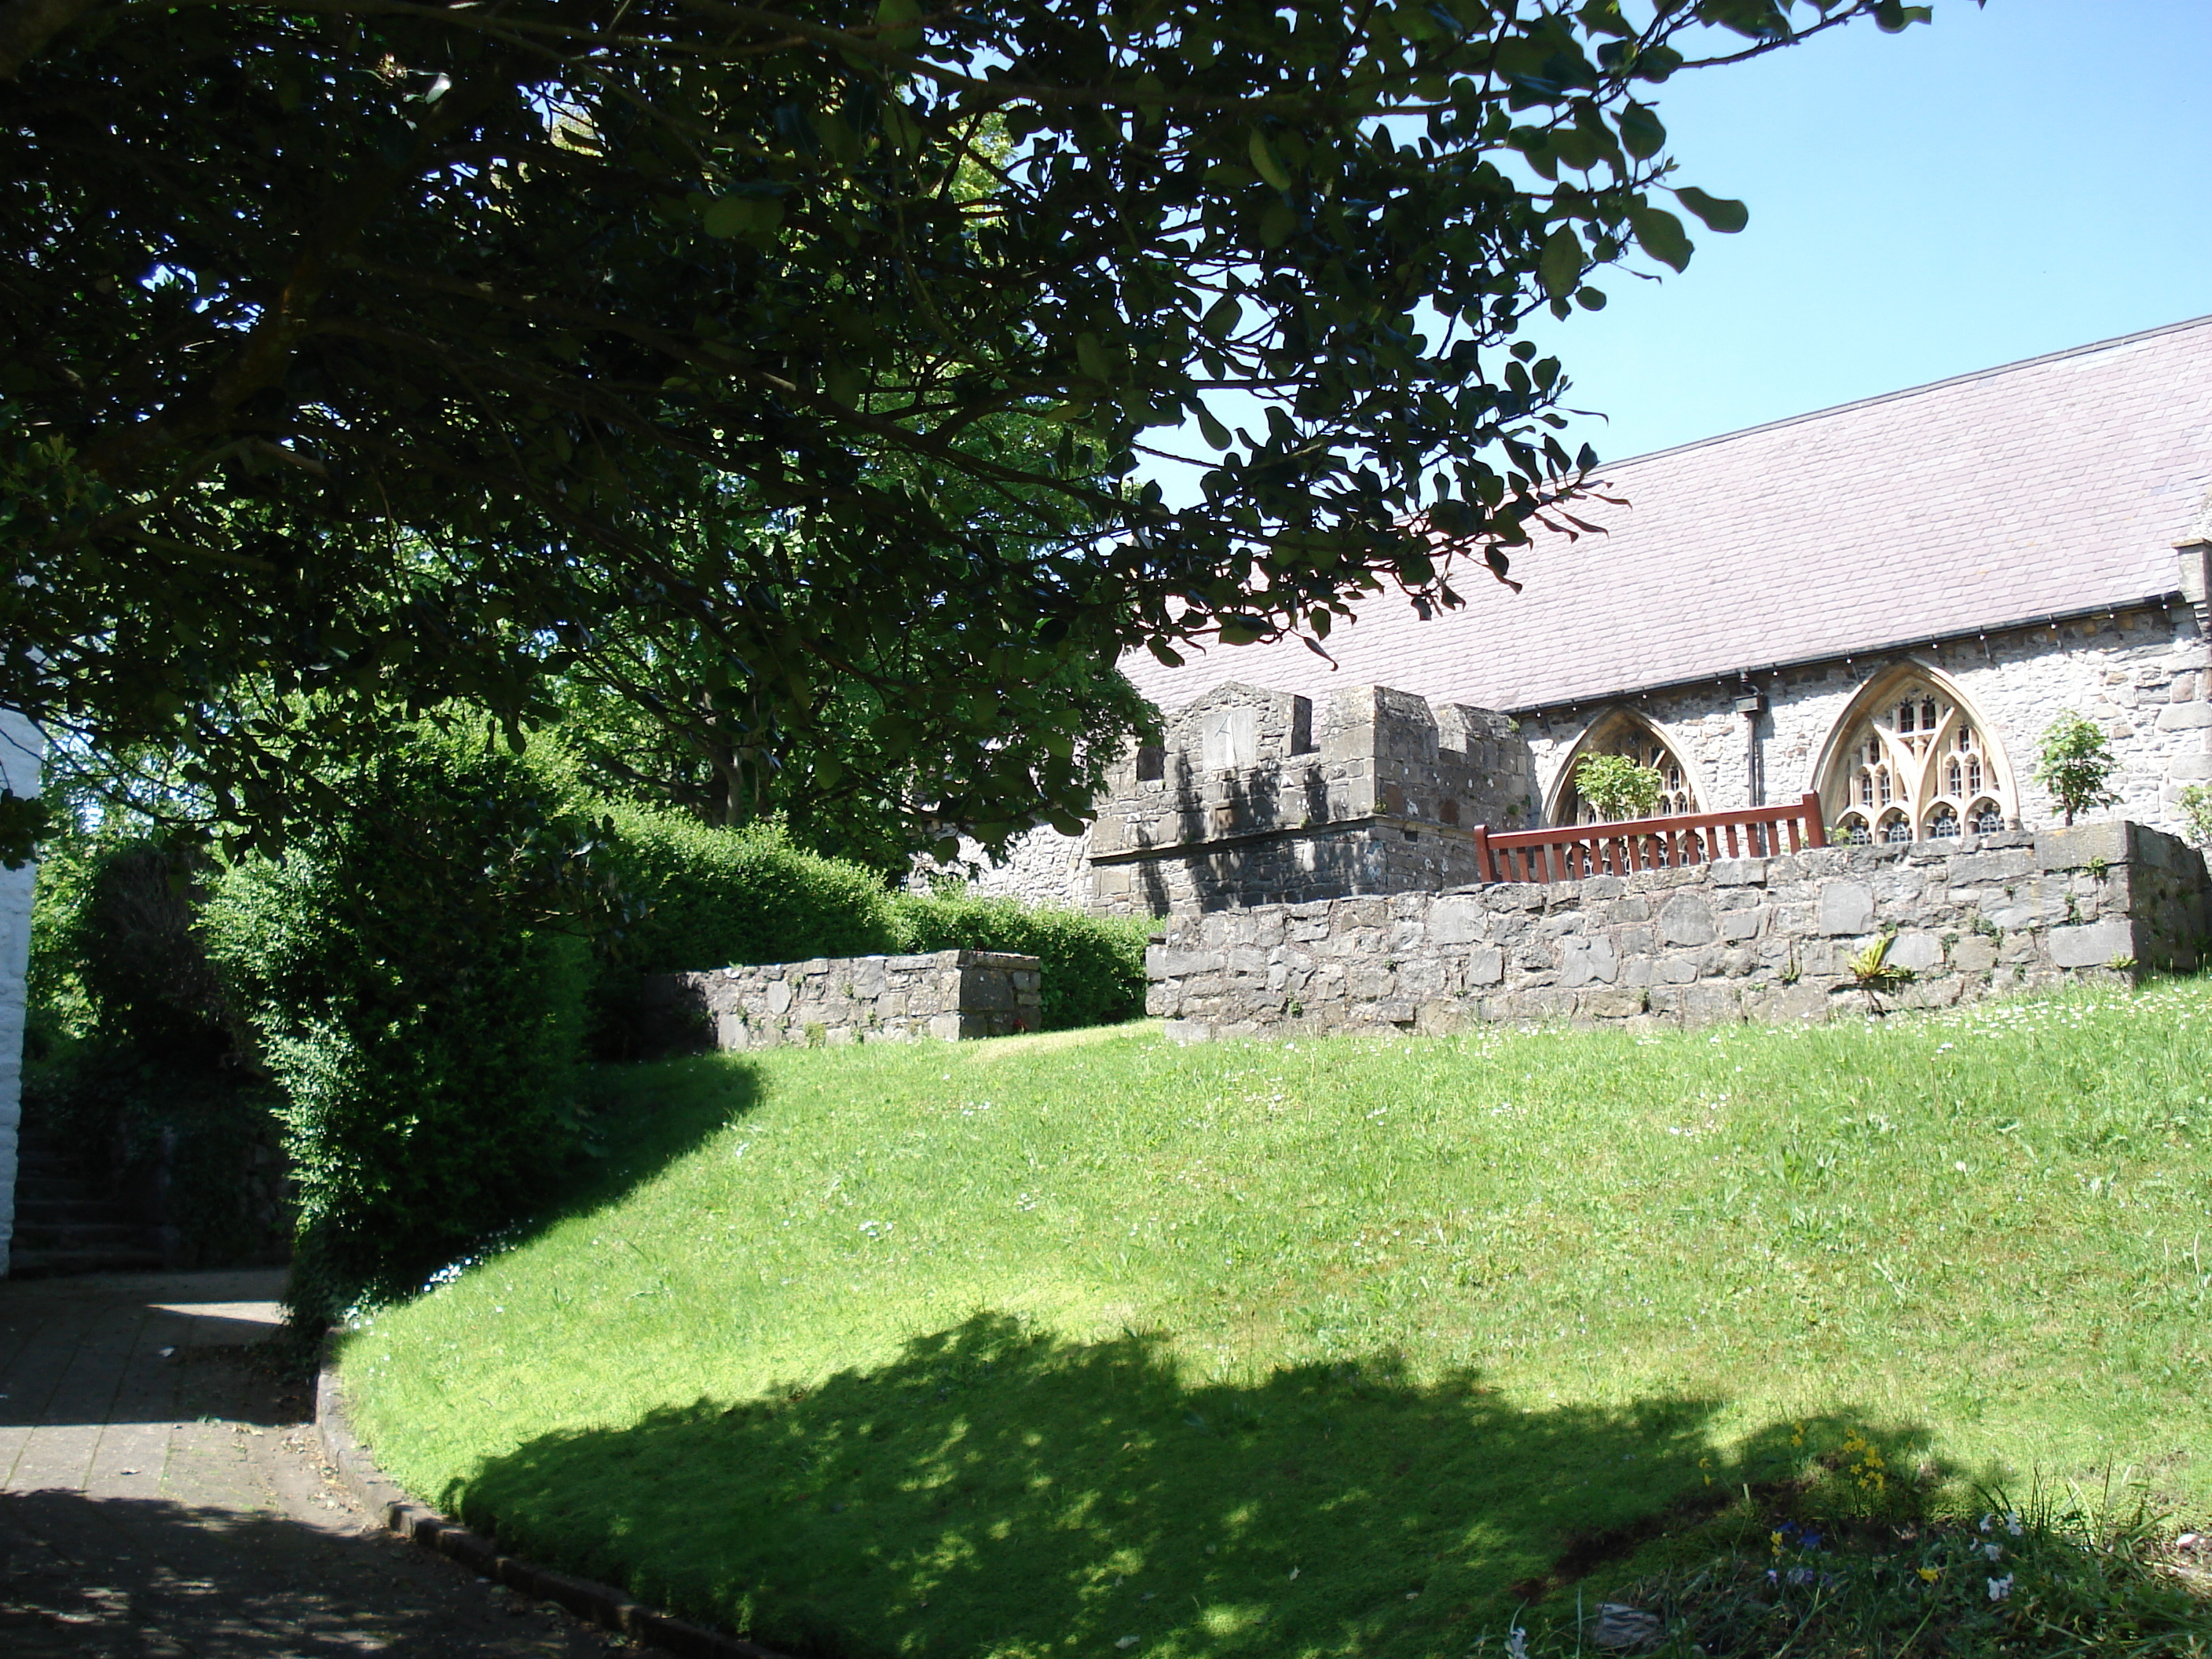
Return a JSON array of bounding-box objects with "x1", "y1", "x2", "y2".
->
[
  {"x1": 637, "y1": 949, "x2": 1042, "y2": 1051},
  {"x1": 929, "y1": 681, "x2": 1534, "y2": 917},
  {"x1": 1148, "y1": 820, "x2": 2209, "y2": 1041},
  {"x1": 1521, "y1": 604, "x2": 2210, "y2": 836}
]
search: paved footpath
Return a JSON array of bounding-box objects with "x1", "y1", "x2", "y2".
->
[{"x1": 0, "y1": 1268, "x2": 632, "y2": 1657}]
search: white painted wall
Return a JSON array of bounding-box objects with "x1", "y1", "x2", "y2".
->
[{"x1": 0, "y1": 710, "x2": 46, "y2": 1277}]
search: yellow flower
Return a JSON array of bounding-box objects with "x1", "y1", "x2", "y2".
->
[
  {"x1": 1770, "y1": 1531, "x2": 1785, "y2": 1554},
  {"x1": 1917, "y1": 1567, "x2": 1941, "y2": 1584}
]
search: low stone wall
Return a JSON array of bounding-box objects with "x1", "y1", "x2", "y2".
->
[
  {"x1": 638, "y1": 950, "x2": 1042, "y2": 1052},
  {"x1": 1148, "y1": 821, "x2": 2210, "y2": 1040}
]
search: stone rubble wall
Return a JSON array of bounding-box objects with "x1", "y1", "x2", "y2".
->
[
  {"x1": 1521, "y1": 604, "x2": 2210, "y2": 837},
  {"x1": 918, "y1": 680, "x2": 1536, "y2": 917},
  {"x1": 638, "y1": 949, "x2": 1043, "y2": 1052},
  {"x1": 1148, "y1": 820, "x2": 2210, "y2": 1041}
]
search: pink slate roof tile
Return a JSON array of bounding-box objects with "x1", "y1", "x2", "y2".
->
[{"x1": 1121, "y1": 314, "x2": 2212, "y2": 715}]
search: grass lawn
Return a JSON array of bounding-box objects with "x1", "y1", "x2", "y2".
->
[{"x1": 341, "y1": 980, "x2": 2212, "y2": 1657}]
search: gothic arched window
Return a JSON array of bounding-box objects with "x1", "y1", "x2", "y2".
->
[
  {"x1": 1818, "y1": 667, "x2": 2016, "y2": 845},
  {"x1": 1551, "y1": 709, "x2": 1703, "y2": 826}
]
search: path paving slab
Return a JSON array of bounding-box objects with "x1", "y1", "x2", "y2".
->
[{"x1": 0, "y1": 1269, "x2": 636, "y2": 1657}]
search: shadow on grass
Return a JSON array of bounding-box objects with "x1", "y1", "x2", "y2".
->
[
  {"x1": 557, "y1": 1053, "x2": 771, "y2": 1225},
  {"x1": 445, "y1": 1313, "x2": 1938, "y2": 1659}
]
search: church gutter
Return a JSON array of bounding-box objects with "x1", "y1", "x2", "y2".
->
[{"x1": 1503, "y1": 589, "x2": 2189, "y2": 724}]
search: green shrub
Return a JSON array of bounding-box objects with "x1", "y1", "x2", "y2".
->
[
  {"x1": 891, "y1": 892, "x2": 1152, "y2": 1030},
  {"x1": 2181, "y1": 782, "x2": 2212, "y2": 849},
  {"x1": 595, "y1": 804, "x2": 898, "y2": 970},
  {"x1": 1574, "y1": 751, "x2": 1664, "y2": 820},
  {"x1": 203, "y1": 734, "x2": 598, "y2": 1323},
  {"x1": 586, "y1": 804, "x2": 899, "y2": 1049},
  {"x1": 2033, "y1": 711, "x2": 2122, "y2": 826}
]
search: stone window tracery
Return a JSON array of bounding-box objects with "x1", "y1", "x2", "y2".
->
[
  {"x1": 1820, "y1": 668, "x2": 2016, "y2": 846},
  {"x1": 1552, "y1": 709, "x2": 1701, "y2": 825}
]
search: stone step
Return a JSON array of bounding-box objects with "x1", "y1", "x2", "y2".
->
[
  {"x1": 12, "y1": 1174, "x2": 103, "y2": 1204},
  {"x1": 11, "y1": 1221, "x2": 148, "y2": 1251},
  {"x1": 7, "y1": 1247, "x2": 169, "y2": 1279},
  {"x1": 13, "y1": 1196, "x2": 129, "y2": 1226}
]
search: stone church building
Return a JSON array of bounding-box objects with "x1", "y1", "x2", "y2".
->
[{"x1": 953, "y1": 316, "x2": 2212, "y2": 914}]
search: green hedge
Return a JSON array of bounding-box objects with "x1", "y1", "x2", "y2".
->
[
  {"x1": 203, "y1": 736, "x2": 595, "y2": 1321},
  {"x1": 594, "y1": 803, "x2": 898, "y2": 971},
  {"x1": 587, "y1": 804, "x2": 899, "y2": 1050},
  {"x1": 890, "y1": 892, "x2": 1152, "y2": 1031}
]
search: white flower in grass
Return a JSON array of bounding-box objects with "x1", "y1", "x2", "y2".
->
[
  {"x1": 1504, "y1": 1628, "x2": 1529, "y2": 1659},
  {"x1": 1983, "y1": 1542, "x2": 2005, "y2": 1562},
  {"x1": 1987, "y1": 1574, "x2": 2013, "y2": 1602},
  {"x1": 2005, "y1": 1513, "x2": 2024, "y2": 1536}
]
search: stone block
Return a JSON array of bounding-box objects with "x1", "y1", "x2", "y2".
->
[
  {"x1": 1820, "y1": 881, "x2": 1876, "y2": 935},
  {"x1": 1756, "y1": 983, "x2": 1832, "y2": 1025},
  {"x1": 1685, "y1": 983, "x2": 1744, "y2": 1022},
  {"x1": 1951, "y1": 936, "x2": 1998, "y2": 973},
  {"x1": 2036, "y1": 822, "x2": 2131, "y2": 872},
  {"x1": 1560, "y1": 936, "x2": 1618, "y2": 987},
  {"x1": 1657, "y1": 892, "x2": 1718, "y2": 947},
  {"x1": 1580, "y1": 988, "x2": 1647, "y2": 1020},
  {"x1": 2048, "y1": 917, "x2": 2136, "y2": 969},
  {"x1": 1655, "y1": 955, "x2": 1700, "y2": 985},
  {"x1": 1398, "y1": 958, "x2": 1448, "y2": 997},
  {"x1": 1155, "y1": 949, "x2": 1224, "y2": 976},
  {"x1": 1161, "y1": 1019, "x2": 1213, "y2": 1043},
  {"x1": 1887, "y1": 931, "x2": 1943, "y2": 973},
  {"x1": 1719, "y1": 906, "x2": 1767, "y2": 943},
  {"x1": 2157, "y1": 701, "x2": 2212, "y2": 730},
  {"x1": 1347, "y1": 965, "x2": 1395, "y2": 998},
  {"x1": 1611, "y1": 923, "x2": 1656, "y2": 957},
  {"x1": 1950, "y1": 849, "x2": 2034, "y2": 884},
  {"x1": 966, "y1": 972, "x2": 1016, "y2": 1011},
  {"x1": 1711, "y1": 858, "x2": 1768, "y2": 887},
  {"x1": 1429, "y1": 896, "x2": 1486, "y2": 944},
  {"x1": 1512, "y1": 988, "x2": 1577, "y2": 1020},
  {"x1": 1467, "y1": 945, "x2": 1506, "y2": 985}
]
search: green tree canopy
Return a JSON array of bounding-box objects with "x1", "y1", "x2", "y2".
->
[{"x1": 0, "y1": 0, "x2": 1928, "y2": 860}]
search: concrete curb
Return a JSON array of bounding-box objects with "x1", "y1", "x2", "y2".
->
[{"x1": 315, "y1": 1346, "x2": 791, "y2": 1659}]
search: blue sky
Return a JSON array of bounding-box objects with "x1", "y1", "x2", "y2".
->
[
  {"x1": 1139, "y1": 1, "x2": 2212, "y2": 501},
  {"x1": 1522, "y1": 0, "x2": 2212, "y2": 462}
]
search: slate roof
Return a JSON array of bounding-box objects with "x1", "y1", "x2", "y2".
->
[{"x1": 1121, "y1": 313, "x2": 2212, "y2": 715}]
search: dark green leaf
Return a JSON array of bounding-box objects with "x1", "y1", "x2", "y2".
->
[
  {"x1": 1628, "y1": 205, "x2": 1693, "y2": 272},
  {"x1": 1675, "y1": 186, "x2": 1749, "y2": 233}
]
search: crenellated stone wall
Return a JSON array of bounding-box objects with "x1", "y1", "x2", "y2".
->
[
  {"x1": 922, "y1": 680, "x2": 1536, "y2": 917},
  {"x1": 636, "y1": 949, "x2": 1042, "y2": 1053},
  {"x1": 1148, "y1": 820, "x2": 2210, "y2": 1041}
]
